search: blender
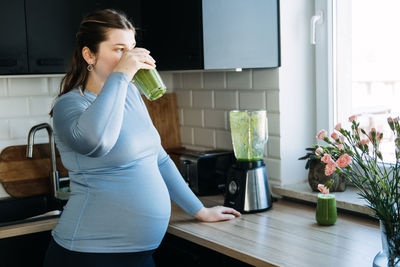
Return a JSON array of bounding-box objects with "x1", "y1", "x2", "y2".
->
[{"x1": 224, "y1": 110, "x2": 273, "y2": 213}]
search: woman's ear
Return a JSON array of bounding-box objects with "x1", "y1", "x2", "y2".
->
[{"x1": 82, "y1": 46, "x2": 96, "y2": 65}]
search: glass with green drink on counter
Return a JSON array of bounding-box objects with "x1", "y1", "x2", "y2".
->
[{"x1": 315, "y1": 182, "x2": 337, "y2": 226}]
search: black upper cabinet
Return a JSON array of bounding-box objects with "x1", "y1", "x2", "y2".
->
[
  {"x1": 0, "y1": 0, "x2": 279, "y2": 74},
  {"x1": 141, "y1": 0, "x2": 280, "y2": 71},
  {"x1": 25, "y1": 0, "x2": 96, "y2": 74},
  {"x1": 0, "y1": 0, "x2": 140, "y2": 75},
  {"x1": 141, "y1": 0, "x2": 203, "y2": 71},
  {"x1": 0, "y1": 0, "x2": 28, "y2": 74},
  {"x1": 25, "y1": 0, "x2": 141, "y2": 74}
]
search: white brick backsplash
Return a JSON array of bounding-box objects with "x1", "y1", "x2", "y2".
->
[
  {"x1": 180, "y1": 126, "x2": 194, "y2": 145},
  {"x1": 182, "y1": 73, "x2": 203, "y2": 89},
  {"x1": 266, "y1": 90, "x2": 279, "y2": 113},
  {"x1": 204, "y1": 110, "x2": 225, "y2": 129},
  {"x1": 49, "y1": 77, "x2": 63, "y2": 96},
  {"x1": 215, "y1": 130, "x2": 232, "y2": 150},
  {"x1": 215, "y1": 91, "x2": 238, "y2": 110},
  {"x1": 194, "y1": 128, "x2": 215, "y2": 148},
  {"x1": 176, "y1": 90, "x2": 192, "y2": 108},
  {"x1": 265, "y1": 158, "x2": 281, "y2": 181},
  {"x1": 227, "y1": 70, "x2": 252, "y2": 89},
  {"x1": 173, "y1": 73, "x2": 183, "y2": 89},
  {"x1": 8, "y1": 78, "x2": 48, "y2": 96},
  {"x1": 0, "y1": 79, "x2": 7, "y2": 96},
  {"x1": 203, "y1": 72, "x2": 225, "y2": 89},
  {"x1": 239, "y1": 91, "x2": 266, "y2": 110},
  {"x1": 29, "y1": 96, "x2": 55, "y2": 116},
  {"x1": 9, "y1": 117, "x2": 50, "y2": 139},
  {"x1": 193, "y1": 91, "x2": 214, "y2": 109},
  {"x1": 267, "y1": 136, "x2": 280, "y2": 159},
  {"x1": 252, "y1": 68, "x2": 279, "y2": 90},
  {"x1": 268, "y1": 113, "x2": 280, "y2": 136},
  {"x1": 0, "y1": 119, "x2": 9, "y2": 139},
  {"x1": 182, "y1": 109, "x2": 203, "y2": 127},
  {"x1": 0, "y1": 98, "x2": 29, "y2": 118},
  {"x1": 159, "y1": 72, "x2": 173, "y2": 92}
]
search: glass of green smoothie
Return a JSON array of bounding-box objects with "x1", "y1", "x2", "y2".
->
[
  {"x1": 132, "y1": 68, "x2": 166, "y2": 101},
  {"x1": 315, "y1": 193, "x2": 337, "y2": 226}
]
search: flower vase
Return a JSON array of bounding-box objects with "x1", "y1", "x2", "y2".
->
[
  {"x1": 315, "y1": 193, "x2": 337, "y2": 226},
  {"x1": 373, "y1": 220, "x2": 399, "y2": 267}
]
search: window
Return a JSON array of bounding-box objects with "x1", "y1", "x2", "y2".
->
[{"x1": 315, "y1": 0, "x2": 400, "y2": 163}]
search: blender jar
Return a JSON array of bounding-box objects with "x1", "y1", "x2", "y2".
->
[{"x1": 229, "y1": 110, "x2": 268, "y2": 161}]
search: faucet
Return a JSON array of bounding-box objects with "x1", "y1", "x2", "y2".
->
[{"x1": 26, "y1": 123, "x2": 59, "y2": 199}]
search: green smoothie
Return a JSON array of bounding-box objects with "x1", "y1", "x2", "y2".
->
[
  {"x1": 133, "y1": 69, "x2": 166, "y2": 101},
  {"x1": 316, "y1": 193, "x2": 337, "y2": 226},
  {"x1": 229, "y1": 110, "x2": 267, "y2": 161}
]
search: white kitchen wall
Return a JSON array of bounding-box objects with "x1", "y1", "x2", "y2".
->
[
  {"x1": 173, "y1": 69, "x2": 282, "y2": 185},
  {"x1": 0, "y1": 75, "x2": 62, "y2": 153}
]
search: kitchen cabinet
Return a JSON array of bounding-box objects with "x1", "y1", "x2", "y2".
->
[
  {"x1": 153, "y1": 233, "x2": 251, "y2": 266},
  {"x1": 141, "y1": 0, "x2": 280, "y2": 70},
  {"x1": 0, "y1": 230, "x2": 52, "y2": 267},
  {"x1": 0, "y1": 0, "x2": 279, "y2": 74},
  {"x1": 0, "y1": 0, "x2": 141, "y2": 75},
  {"x1": 0, "y1": 0, "x2": 28, "y2": 74},
  {"x1": 25, "y1": 0, "x2": 100, "y2": 74}
]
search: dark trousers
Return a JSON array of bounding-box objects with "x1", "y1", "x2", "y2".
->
[{"x1": 43, "y1": 237, "x2": 156, "y2": 267}]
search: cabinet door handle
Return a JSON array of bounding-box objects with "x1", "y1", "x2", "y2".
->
[
  {"x1": 36, "y1": 58, "x2": 64, "y2": 66},
  {"x1": 0, "y1": 58, "x2": 18, "y2": 67}
]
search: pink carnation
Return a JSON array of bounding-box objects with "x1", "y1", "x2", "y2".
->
[
  {"x1": 336, "y1": 154, "x2": 352, "y2": 168},
  {"x1": 377, "y1": 132, "x2": 383, "y2": 141},
  {"x1": 318, "y1": 184, "x2": 329, "y2": 194},
  {"x1": 316, "y1": 130, "x2": 327, "y2": 140},
  {"x1": 388, "y1": 117, "x2": 393, "y2": 123},
  {"x1": 348, "y1": 115, "x2": 357, "y2": 122},
  {"x1": 324, "y1": 161, "x2": 337, "y2": 176},
  {"x1": 331, "y1": 132, "x2": 339, "y2": 140},
  {"x1": 340, "y1": 135, "x2": 345, "y2": 143},
  {"x1": 360, "y1": 139, "x2": 370, "y2": 146},
  {"x1": 334, "y1": 123, "x2": 342, "y2": 131},
  {"x1": 394, "y1": 117, "x2": 399, "y2": 123},
  {"x1": 321, "y1": 154, "x2": 332, "y2": 164},
  {"x1": 335, "y1": 143, "x2": 344, "y2": 150},
  {"x1": 315, "y1": 147, "x2": 323, "y2": 156}
]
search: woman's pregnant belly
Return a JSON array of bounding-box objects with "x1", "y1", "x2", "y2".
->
[{"x1": 52, "y1": 161, "x2": 171, "y2": 253}]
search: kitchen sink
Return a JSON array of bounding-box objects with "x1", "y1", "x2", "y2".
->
[{"x1": 0, "y1": 187, "x2": 69, "y2": 225}]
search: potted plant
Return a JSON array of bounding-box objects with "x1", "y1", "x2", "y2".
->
[
  {"x1": 299, "y1": 131, "x2": 347, "y2": 192},
  {"x1": 315, "y1": 115, "x2": 400, "y2": 266}
]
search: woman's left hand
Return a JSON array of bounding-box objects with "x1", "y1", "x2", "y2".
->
[{"x1": 194, "y1": 206, "x2": 241, "y2": 222}]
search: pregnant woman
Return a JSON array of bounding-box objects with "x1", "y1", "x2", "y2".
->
[{"x1": 43, "y1": 9, "x2": 240, "y2": 267}]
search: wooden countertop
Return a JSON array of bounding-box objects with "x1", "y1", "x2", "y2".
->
[{"x1": 0, "y1": 195, "x2": 381, "y2": 267}]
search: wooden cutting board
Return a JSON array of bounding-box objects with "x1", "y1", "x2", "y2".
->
[
  {"x1": 0, "y1": 144, "x2": 69, "y2": 198},
  {"x1": 0, "y1": 93, "x2": 183, "y2": 198}
]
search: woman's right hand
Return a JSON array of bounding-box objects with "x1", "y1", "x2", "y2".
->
[{"x1": 113, "y1": 48, "x2": 156, "y2": 79}]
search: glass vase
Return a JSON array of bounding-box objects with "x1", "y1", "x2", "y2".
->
[
  {"x1": 373, "y1": 220, "x2": 400, "y2": 267},
  {"x1": 315, "y1": 193, "x2": 337, "y2": 226}
]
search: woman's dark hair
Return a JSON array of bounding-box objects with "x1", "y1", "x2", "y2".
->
[{"x1": 49, "y1": 9, "x2": 135, "y2": 116}]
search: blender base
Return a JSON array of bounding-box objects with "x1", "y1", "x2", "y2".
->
[{"x1": 224, "y1": 160, "x2": 273, "y2": 213}]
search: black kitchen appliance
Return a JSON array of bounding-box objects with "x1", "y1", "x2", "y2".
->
[
  {"x1": 168, "y1": 148, "x2": 235, "y2": 196},
  {"x1": 224, "y1": 160, "x2": 273, "y2": 213}
]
